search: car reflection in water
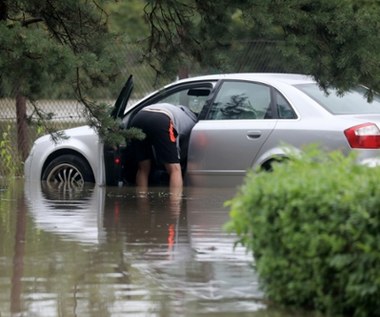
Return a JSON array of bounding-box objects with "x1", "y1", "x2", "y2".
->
[
  {"x1": 24, "y1": 181, "x2": 265, "y2": 316},
  {"x1": 25, "y1": 180, "x2": 106, "y2": 246}
]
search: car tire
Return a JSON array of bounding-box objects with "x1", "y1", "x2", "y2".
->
[{"x1": 42, "y1": 154, "x2": 95, "y2": 188}]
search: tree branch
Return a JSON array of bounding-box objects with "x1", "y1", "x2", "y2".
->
[{"x1": 21, "y1": 17, "x2": 44, "y2": 27}]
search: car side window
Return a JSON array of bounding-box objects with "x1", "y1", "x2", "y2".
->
[
  {"x1": 207, "y1": 81, "x2": 271, "y2": 120},
  {"x1": 275, "y1": 90, "x2": 298, "y2": 119},
  {"x1": 159, "y1": 87, "x2": 211, "y2": 116}
]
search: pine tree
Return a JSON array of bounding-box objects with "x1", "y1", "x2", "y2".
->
[
  {"x1": 0, "y1": 0, "x2": 129, "y2": 157},
  {"x1": 143, "y1": 0, "x2": 380, "y2": 94}
]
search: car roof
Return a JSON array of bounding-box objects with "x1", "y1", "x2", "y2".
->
[
  {"x1": 172, "y1": 73, "x2": 315, "y2": 86},
  {"x1": 127, "y1": 73, "x2": 316, "y2": 111}
]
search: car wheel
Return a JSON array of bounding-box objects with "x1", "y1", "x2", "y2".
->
[
  {"x1": 42, "y1": 154, "x2": 95, "y2": 188},
  {"x1": 261, "y1": 157, "x2": 288, "y2": 172}
]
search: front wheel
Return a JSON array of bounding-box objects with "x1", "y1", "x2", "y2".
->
[{"x1": 42, "y1": 154, "x2": 95, "y2": 189}]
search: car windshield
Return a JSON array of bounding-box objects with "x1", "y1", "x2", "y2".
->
[{"x1": 294, "y1": 84, "x2": 380, "y2": 115}]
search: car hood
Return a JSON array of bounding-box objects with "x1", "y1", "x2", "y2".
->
[
  {"x1": 30, "y1": 125, "x2": 97, "y2": 151},
  {"x1": 33, "y1": 125, "x2": 96, "y2": 144},
  {"x1": 59, "y1": 125, "x2": 96, "y2": 137}
]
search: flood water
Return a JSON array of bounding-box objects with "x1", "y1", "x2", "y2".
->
[{"x1": 0, "y1": 179, "x2": 320, "y2": 317}]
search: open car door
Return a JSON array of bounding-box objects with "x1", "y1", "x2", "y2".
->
[
  {"x1": 105, "y1": 75, "x2": 134, "y2": 186},
  {"x1": 110, "y1": 75, "x2": 134, "y2": 119}
]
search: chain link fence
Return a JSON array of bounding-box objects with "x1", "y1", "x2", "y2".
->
[
  {"x1": 0, "y1": 40, "x2": 295, "y2": 178},
  {"x1": 0, "y1": 99, "x2": 83, "y2": 177}
]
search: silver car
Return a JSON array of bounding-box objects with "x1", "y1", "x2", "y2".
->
[{"x1": 24, "y1": 73, "x2": 380, "y2": 188}]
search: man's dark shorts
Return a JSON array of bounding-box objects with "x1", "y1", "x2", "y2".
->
[{"x1": 130, "y1": 110, "x2": 180, "y2": 164}]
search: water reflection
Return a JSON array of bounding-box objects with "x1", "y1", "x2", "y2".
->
[
  {"x1": 0, "y1": 180, "x2": 321, "y2": 317},
  {"x1": 26, "y1": 181, "x2": 105, "y2": 245}
]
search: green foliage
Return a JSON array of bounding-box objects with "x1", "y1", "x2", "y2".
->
[
  {"x1": 270, "y1": 0, "x2": 380, "y2": 95},
  {"x1": 105, "y1": 0, "x2": 149, "y2": 41},
  {"x1": 142, "y1": 0, "x2": 380, "y2": 94},
  {"x1": 0, "y1": 0, "x2": 146, "y2": 147},
  {"x1": 0, "y1": 124, "x2": 23, "y2": 177},
  {"x1": 83, "y1": 100, "x2": 145, "y2": 147},
  {"x1": 142, "y1": 0, "x2": 242, "y2": 77},
  {"x1": 0, "y1": 0, "x2": 123, "y2": 99},
  {"x1": 225, "y1": 147, "x2": 380, "y2": 317}
]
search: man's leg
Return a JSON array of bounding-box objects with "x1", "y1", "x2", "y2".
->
[
  {"x1": 136, "y1": 159, "x2": 151, "y2": 189},
  {"x1": 164, "y1": 163, "x2": 183, "y2": 192}
]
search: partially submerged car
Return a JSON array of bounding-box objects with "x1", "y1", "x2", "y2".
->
[{"x1": 24, "y1": 73, "x2": 380, "y2": 188}]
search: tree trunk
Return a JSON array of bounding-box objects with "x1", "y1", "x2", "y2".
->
[{"x1": 16, "y1": 94, "x2": 29, "y2": 161}]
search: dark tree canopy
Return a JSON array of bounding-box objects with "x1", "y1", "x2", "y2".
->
[
  {"x1": 3, "y1": 0, "x2": 379, "y2": 98},
  {"x1": 0, "y1": 0, "x2": 121, "y2": 99},
  {"x1": 143, "y1": 0, "x2": 380, "y2": 94}
]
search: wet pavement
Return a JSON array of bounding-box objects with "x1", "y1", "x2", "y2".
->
[{"x1": 0, "y1": 179, "x2": 320, "y2": 317}]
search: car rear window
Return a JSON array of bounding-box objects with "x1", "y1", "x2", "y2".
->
[{"x1": 294, "y1": 84, "x2": 380, "y2": 114}]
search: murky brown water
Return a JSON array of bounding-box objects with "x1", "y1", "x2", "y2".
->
[{"x1": 0, "y1": 179, "x2": 320, "y2": 317}]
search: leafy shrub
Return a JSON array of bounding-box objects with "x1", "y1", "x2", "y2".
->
[
  {"x1": 225, "y1": 147, "x2": 380, "y2": 317},
  {"x1": 0, "y1": 124, "x2": 23, "y2": 177}
]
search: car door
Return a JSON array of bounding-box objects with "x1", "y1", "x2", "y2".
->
[
  {"x1": 121, "y1": 80, "x2": 217, "y2": 185},
  {"x1": 105, "y1": 75, "x2": 134, "y2": 185},
  {"x1": 110, "y1": 75, "x2": 134, "y2": 119},
  {"x1": 186, "y1": 80, "x2": 278, "y2": 187}
]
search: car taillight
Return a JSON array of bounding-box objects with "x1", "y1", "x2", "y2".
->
[{"x1": 344, "y1": 123, "x2": 380, "y2": 148}]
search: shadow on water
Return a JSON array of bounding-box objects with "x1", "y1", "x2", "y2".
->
[{"x1": 0, "y1": 179, "x2": 323, "y2": 317}]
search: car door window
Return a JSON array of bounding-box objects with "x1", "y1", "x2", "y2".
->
[
  {"x1": 124, "y1": 83, "x2": 215, "y2": 128},
  {"x1": 275, "y1": 90, "x2": 298, "y2": 119},
  {"x1": 158, "y1": 87, "x2": 211, "y2": 116},
  {"x1": 207, "y1": 81, "x2": 271, "y2": 120}
]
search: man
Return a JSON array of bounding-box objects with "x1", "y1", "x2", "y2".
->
[{"x1": 130, "y1": 103, "x2": 197, "y2": 191}]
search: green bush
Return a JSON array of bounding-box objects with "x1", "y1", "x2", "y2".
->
[
  {"x1": 225, "y1": 147, "x2": 380, "y2": 317},
  {"x1": 0, "y1": 124, "x2": 23, "y2": 177}
]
